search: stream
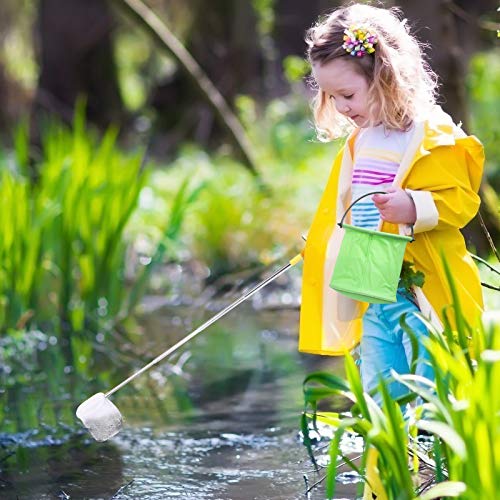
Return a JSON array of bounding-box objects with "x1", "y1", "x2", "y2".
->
[{"x1": 0, "y1": 267, "x2": 361, "y2": 499}]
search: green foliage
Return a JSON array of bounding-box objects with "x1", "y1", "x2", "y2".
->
[
  {"x1": 394, "y1": 272, "x2": 500, "y2": 500},
  {"x1": 302, "y1": 264, "x2": 500, "y2": 499},
  {"x1": 0, "y1": 106, "x2": 144, "y2": 335},
  {"x1": 400, "y1": 261, "x2": 426, "y2": 292},
  {"x1": 468, "y1": 50, "x2": 500, "y2": 185},
  {"x1": 303, "y1": 363, "x2": 419, "y2": 499},
  {"x1": 125, "y1": 175, "x2": 206, "y2": 312},
  {"x1": 0, "y1": 108, "x2": 204, "y2": 340},
  {"x1": 283, "y1": 55, "x2": 311, "y2": 83},
  {"x1": 0, "y1": 330, "x2": 50, "y2": 386},
  {"x1": 252, "y1": 0, "x2": 275, "y2": 36},
  {"x1": 391, "y1": 321, "x2": 500, "y2": 500},
  {"x1": 115, "y1": 31, "x2": 153, "y2": 111},
  {"x1": 133, "y1": 148, "x2": 275, "y2": 277},
  {"x1": 131, "y1": 94, "x2": 338, "y2": 275}
]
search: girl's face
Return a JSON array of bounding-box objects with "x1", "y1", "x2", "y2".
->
[{"x1": 313, "y1": 58, "x2": 371, "y2": 128}]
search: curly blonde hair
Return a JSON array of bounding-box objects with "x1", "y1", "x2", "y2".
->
[{"x1": 306, "y1": 3, "x2": 439, "y2": 141}]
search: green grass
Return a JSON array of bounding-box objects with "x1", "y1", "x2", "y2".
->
[{"x1": 0, "y1": 104, "x2": 203, "y2": 344}]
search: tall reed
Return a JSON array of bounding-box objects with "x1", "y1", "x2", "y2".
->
[
  {"x1": 0, "y1": 107, "x2": 146, "y2": 345},
  {"x1": 302, "y1": 260, "x2": 498, "y2": 499},
  {"x1": 1, "y1": 105, "x2": 205, "y2": 378}
]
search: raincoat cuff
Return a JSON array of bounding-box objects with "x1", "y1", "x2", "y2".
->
[{"x1": 405, "y1": 189, "x2": 439, "y2": 233}]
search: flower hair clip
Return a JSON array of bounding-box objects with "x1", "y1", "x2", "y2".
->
[{"x1": 342, "y1": 25, "x2": 378, "y2": 57}]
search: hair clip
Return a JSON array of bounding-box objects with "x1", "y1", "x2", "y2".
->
[{"x1": 342, "y1": 25, "x2": 378, "y2": 57}]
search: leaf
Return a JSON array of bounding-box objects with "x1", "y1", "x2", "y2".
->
[
  {"x1": 418, "y1": 481, "x2": 466, "y2": 500},
  {"x1": 303, "y1": 371, "x2": 351, "y2": 392},
  {"x1": 344, "y1": 353, "x2": 370, "y2": 419},
  {"x1": 300, "y1": 412, "x2": 318, "y2": 471},
  {"x1": 390, "y1": 371, "x2": 452, "y2": 421},
  {"x1": 303, "y1": 387, "x2": 341, "y2": 404},
  {"x1": 310, "y1": 412, "x2": 340, "y2": 428},
  {"x1": 416, "y1": 420, "x2": 467, "y2": 459},
  {"x1": 432, "y1": 433, "x2": 445, "y2": 483},
  {"x1": 326, "y1": 426, "x2": 344, "y2": 499},
  {"x1": 399, "y1": 260, "x2": 425, "y2": 291},
  {"x1": 441, "y1": 252, "x2": 474, "y2": 370}
]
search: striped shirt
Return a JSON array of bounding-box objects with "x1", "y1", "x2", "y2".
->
[{"x1": 351, "y1": 124, "x2": 414, "y2": 230}]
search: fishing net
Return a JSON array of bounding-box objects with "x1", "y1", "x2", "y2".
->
[{"x1": 76, "y1": 392, "x2": 123, "y2": 442}]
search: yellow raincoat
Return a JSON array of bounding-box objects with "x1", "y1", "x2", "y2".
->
[{"x1": 299, "y1": 107, "x2": 484, "y2": 355}]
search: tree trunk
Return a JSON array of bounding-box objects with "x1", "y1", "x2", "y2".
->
[
  {"x1": 147, "y1": 0, "x2": 265, "y2": 153},
  {"x1": 34, "y1": 0, "x2": 124, "y2": 128},
  {"x1": 0, "y1": 63, "x2": 31, "y2": 136},
  {"x1": 114, "y1": 0, "x2": 261, "y2": 176}
]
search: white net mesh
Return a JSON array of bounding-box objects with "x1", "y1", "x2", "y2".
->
[{"x1": 76, "y1": 392, "x2": 123, "y2": 442}]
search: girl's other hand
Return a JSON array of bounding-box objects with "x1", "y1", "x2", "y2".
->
[{"x1": 372, "y1": 188, "x2": 417, "y2": 224}]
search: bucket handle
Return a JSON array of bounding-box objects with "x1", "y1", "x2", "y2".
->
[{"x1": 338, "y1": 191, "x2": 415, "y2": 241}]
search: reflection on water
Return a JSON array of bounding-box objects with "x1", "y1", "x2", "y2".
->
[{"x1": 1, "y1": 287, "x2": 356, "y2": 499}]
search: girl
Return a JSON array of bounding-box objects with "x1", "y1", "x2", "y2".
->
[{"x1": 299, "y1": 3, "x2": 484, "y2": 402}]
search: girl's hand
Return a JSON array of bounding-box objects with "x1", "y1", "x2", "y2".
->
[{"x1": 372, "y1": 188, "x2": 416, "y2": 224}]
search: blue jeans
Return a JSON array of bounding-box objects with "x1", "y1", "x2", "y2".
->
[{"x1": 360, "y1": 288, "x2": 434, "y2": 406}]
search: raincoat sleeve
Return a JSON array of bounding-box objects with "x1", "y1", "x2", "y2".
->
[{"x1": 404, "y1": 140, "x2": 483, "y2": 233}]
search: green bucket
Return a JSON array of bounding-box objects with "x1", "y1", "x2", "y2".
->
[{"x1": 330, "y1": 191, "x2": 414, "y2": 304}]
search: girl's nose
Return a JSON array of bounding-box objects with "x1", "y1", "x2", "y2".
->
[{"x1": 335, "y1": 101, "x2": 350, "y2": 114}]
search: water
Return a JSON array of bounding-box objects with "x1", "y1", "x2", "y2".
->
[{"x1": 0, "y1": 285, "x2": 360, "y2": 499}]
